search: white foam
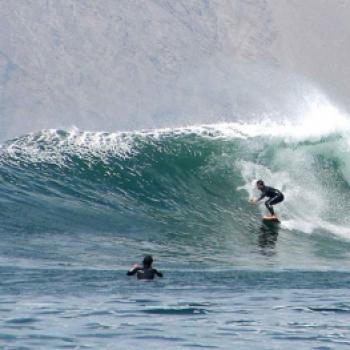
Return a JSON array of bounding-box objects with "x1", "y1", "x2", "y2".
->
[
  {"x1": 2, "y1": 129, "x2": 138, "y2": 165},
  {"x1": 2, "y1": 91, "x2": 350, "y2": 161}
]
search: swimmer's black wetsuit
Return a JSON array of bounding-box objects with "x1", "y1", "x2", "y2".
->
[
  {"x1": 127, "y1": 266, "x2": 163, "y2": 280},
  {"x1": 258, "y1": 186, "x2": 284, "y2": 215}
]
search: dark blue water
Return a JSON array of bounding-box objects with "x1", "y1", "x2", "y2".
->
[{"x1": 1, "y1": 126, "x2": 350, "y2": 349}]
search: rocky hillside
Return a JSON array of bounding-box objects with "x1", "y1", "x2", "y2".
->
[{"x1": 1, "y1": 0, "x2": 349, "y2": 140}]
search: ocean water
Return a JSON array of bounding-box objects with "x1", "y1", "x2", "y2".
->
[{"x1": 1, "y1": 117, "x2": 350, "y2": 349}]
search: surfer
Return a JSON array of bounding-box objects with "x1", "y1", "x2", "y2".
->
[
  {"x1": 127, "y1": 255, "x2": 163, "y2": 280},
  {"x1": 249, "y1": 180, "x2": 284, "y2": 219}
]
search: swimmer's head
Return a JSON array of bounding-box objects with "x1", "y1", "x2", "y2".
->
[
  {"x1": 256, "y1": 179, "x2": 265, "y2": 190},
  {"x1": 143, "y1": 255, "x2": 153, "y2": 268}
]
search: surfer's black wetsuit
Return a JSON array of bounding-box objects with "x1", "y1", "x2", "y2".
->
[
  {"x1": 258, "y1": 186, "x2": 284, "y2": 215},
  {"x1": 127, "y1": 266, "x2": 163, "y2": 280}
]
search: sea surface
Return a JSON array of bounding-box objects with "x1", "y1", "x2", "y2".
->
[{"x1": 1, "y1": 121, "x2": 350, "y2": 349}]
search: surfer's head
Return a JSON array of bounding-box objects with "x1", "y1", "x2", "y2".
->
[
  {"x1": 256, "y1": 180, "x2": 265, "y2": 190},
  {"x1": 143, "y1": 255, "x2": 153, "y2": 268}
]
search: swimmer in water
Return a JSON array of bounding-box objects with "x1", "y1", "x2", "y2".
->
[{"x1": 127, "y1": 255, "x2": 163, "y2": 280}]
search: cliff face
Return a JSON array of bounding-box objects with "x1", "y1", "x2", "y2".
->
[{"x1": 1, "y1": 0, "x2": 349, "y2": 141}]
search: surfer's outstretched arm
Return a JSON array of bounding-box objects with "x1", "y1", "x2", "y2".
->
[
  {"x1": 257, "y1": 193, "x2": 266, "y2": 201},
  {"x1": 249, "y1": 193, "x2": 265, "y2": 204}
]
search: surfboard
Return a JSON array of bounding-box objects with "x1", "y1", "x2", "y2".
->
[{"x1": 262, "y1": 216, "x2": 280, "y2": 223}]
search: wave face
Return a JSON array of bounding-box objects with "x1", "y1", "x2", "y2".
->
[{"x1": 1, "y1": 119, "x2": 350, "y2": 246}]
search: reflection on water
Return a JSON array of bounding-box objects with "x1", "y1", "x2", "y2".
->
[{"x1": 258, "y1": 221, "x2": 280, "y2": 251}]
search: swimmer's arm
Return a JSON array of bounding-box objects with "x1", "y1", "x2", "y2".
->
[
  {"x1": 126, "y1": 268, "x2": 138, "y2": 276},
  {"x1": 127, "y1": 264, "x2": 141, "y2": 276},
  {"x1": 154, "y1": 269, "x2": 163, "y2": 277}
]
